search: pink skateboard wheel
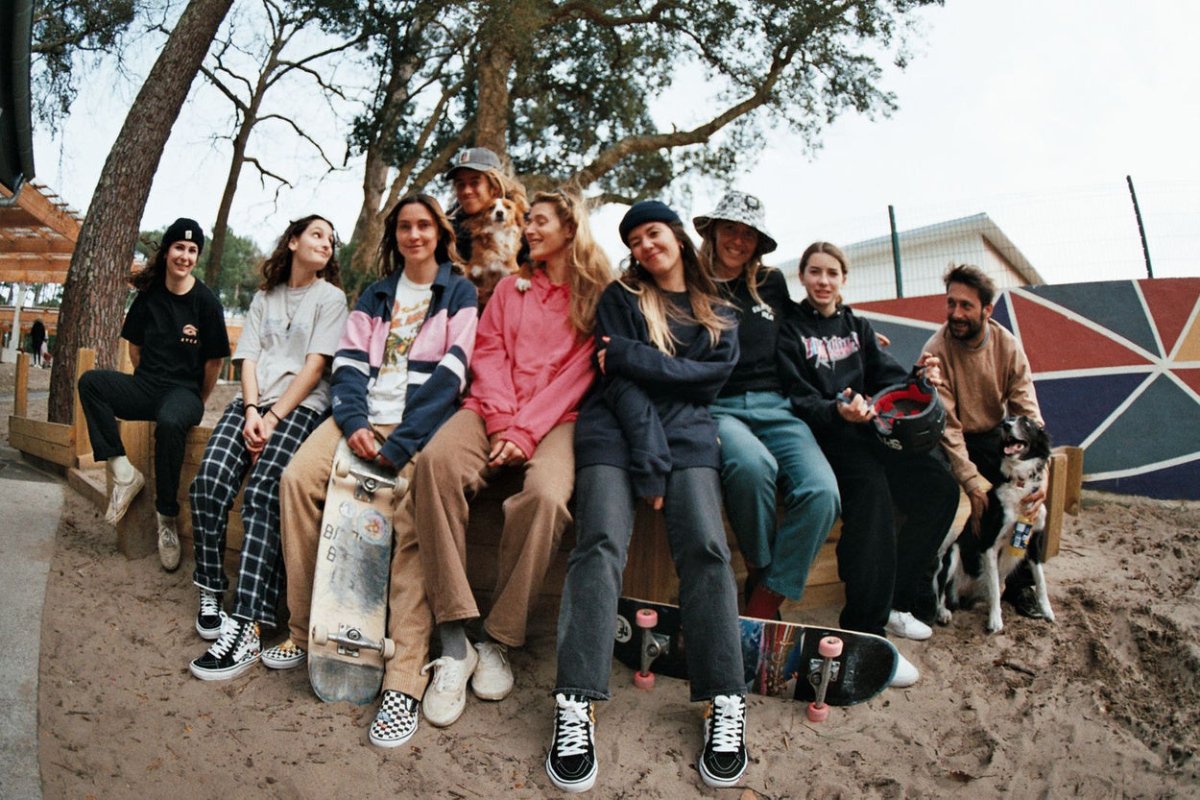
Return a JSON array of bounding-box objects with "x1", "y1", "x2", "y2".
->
[
  {"x1": 635, "y1": 608, "x2": 658, "y2": 628},
  {"x1": 806, "y1": 702, "x2": 830, "y2": 723},
  {"x1": 818, "y1": 636, "x2": 843, "y2": 658},
  {"x1": 633, "y1": 671, "x2": 655, "y2": 690}
]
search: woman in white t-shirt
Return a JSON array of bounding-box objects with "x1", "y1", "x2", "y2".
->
[{"x1": 187, "y1": 215, "x2": 348, "y2": 681}]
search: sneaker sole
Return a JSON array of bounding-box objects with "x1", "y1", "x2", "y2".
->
[
  {"x1": 545, "y1": 754, "x2": 597, "y2": 793},
  {"x1": 885, "y1": 626, "x2": 932, "y2": 641},
  {"x1": 369, "y1": 726, "x2": 418, "y2": 749},
  {"x1": 422, "y1": 701, "x2": 466, "y2": 728},
  {"x1": 471, "y1": 680, "x2": 514, "y2": 702},
  {"x1": 262, "y1": 655, "x2": 306, "y2": 670},
  {"x1": 189, "y1": 654, "x2": 261, "y2": 682},
  {"x1": 697, "y1": 756, "x2": 747, "y2": 789}
]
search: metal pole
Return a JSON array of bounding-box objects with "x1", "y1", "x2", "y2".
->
[
  {"x1": 1126, "y1": 175, "x2": 1153, "y2": 279},
  {"x1": 888, "y1": 204, "x2": 903, "y2": 298}
]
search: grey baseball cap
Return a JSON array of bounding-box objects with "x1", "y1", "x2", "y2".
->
[
  {"x1": 446, "y1": 147, "x2": 503, "y2": 178},
  {"x1": 693, "y1": 191, "x2": 777, "y2": 254}
]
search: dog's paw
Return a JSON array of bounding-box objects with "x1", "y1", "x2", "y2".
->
[
  {"x1": 515, "y1": 277, "x2": 532, "y2": 292},
  {"x1": 1042, "y1": 606, "x2": 1056, "y2": 624},
  {"x1": 935, "y1": 606, "x2": 953, "y2": 625},
  {"x1": 986, "y1": 616, "x2": 1004, "y2": 634}
]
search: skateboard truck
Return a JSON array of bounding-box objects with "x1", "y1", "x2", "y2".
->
[
  {"x1": 805, "y1": 635, "x2": 844, "y2": 722},
  {"x1": 633, "y1": 608, "x2": 670, "y2": 689},
  {"x1": 311, "y1": 623, "x2": 396, "y2": 660}
]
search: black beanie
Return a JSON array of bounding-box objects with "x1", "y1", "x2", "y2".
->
[
  {"x1": 619, "y1": 201, "x2": 681, "y2": 245},
  {"x1": 163, "y1": 218, "x2": 205, "y2": 254}
]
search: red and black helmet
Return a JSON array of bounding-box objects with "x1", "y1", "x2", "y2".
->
[{"x1": 871, "y1": 377, "x2": 946, "y2": 454}]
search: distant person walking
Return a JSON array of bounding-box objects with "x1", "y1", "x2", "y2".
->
[
  {"x1": 78, "y1": 218, "x2": 231, "y2": 571},
  {"x1": 29, "y1": 320, "x2": 47, "y2": 367}
]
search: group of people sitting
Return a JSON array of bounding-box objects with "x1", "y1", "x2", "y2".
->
[{"x1": 77, "y1": 146, "x2": 1046, "y2": 793}]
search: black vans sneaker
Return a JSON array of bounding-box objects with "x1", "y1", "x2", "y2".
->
[
  {"x1": 698, "y1": 694, "x2": 748, "y2": 788},
  {"x1": 189, "y1": 618, "x2": 261, "y2": 681},
  {"x1": 196, "y1": 588, "x2": 224, "y2": 640},
  {"x1": 545, "y1": 693, "x2": 597, "y2": 793}
]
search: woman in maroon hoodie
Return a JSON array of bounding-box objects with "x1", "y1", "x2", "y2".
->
[{"x1": 406, "y1": 190, "x2": 612, "y2": 728}]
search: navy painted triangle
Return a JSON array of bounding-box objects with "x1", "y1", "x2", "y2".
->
[
  {"x1": 868, "y1": 320, "x2": 940, "y2": 370},
  {"x1": 1025, "y1": 281, "x2": 1160, "y2": 357},
  {"x1": 991, "y1": 292, "x2": 1013, "y2": 333},
  {"x1": 1082, "y1": 374, "x2": 1200, "y2": 474},
  {"x1": 1035, "y1": 372, "x2": 1150, "y2": 447}
]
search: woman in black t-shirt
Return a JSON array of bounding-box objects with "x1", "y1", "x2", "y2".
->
[{"x1": 78, "y1": 218, "x2": 231, "y2": 571}]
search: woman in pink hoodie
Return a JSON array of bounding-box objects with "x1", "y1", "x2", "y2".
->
[{"x1": 405, "y1": 189, "x2": 613, "y2": 728}]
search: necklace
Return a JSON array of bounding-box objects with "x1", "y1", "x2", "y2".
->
[{"x1": 284, "y1": 283, "x2": 312, "y2": 331}]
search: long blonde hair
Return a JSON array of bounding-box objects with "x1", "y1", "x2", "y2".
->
[
  {"x1": 525, "y1": 190, "x2": 613, "y2": 337},
  {"x1": 621, "y1": 220, "x2": 732, "y2": 354}
]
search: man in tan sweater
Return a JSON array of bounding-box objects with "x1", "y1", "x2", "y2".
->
[{"x1": 924, "y1": 264, "x2": 1047, "y2": 617}]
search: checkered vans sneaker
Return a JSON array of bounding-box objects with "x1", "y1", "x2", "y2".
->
[
  {"x1": 698, "y1": 694, "x2": 748, "y2": 788},
  {"x1": 189, "y1": 618, "x2": 261, "y2": 681},
  {"x1": 261, "y1": 639, "x2": 307, "y2": 670},
  {"x1": 545, "y1": 693, "x2": 597, "y2": 793},
  {"x1": 369, "y1": 690, "x2": 420, "y2": 748},
  {"x1": 196, "y1": 588, "x2": 225, "y2": 640}
]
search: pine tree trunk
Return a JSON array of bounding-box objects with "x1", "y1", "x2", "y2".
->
[{"x1": 48, "y1": 0, "x2": 235, "y2": 423}]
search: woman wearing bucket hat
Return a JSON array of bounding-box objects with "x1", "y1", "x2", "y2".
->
[
  {"x1": 695, "y1": 192, "x2": 840, "y2": 624},
  {"x1": 77, "y1": 218, "x2": 231, "y2": 572},
  {"x1": 776, "y1": 241, "x2": 961, "y2": 688}
]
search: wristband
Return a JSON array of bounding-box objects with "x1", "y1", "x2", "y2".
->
[
  {"x1": 244, "y1": 403, "x2": 259, "y2": 414},
  {"x1": 267, "y1": 408, "x2": 281, "y2": 422}
]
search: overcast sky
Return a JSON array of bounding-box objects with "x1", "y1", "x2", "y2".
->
[{"x1": 33, "y1": 0, "x2": 1200, "y2": 287}]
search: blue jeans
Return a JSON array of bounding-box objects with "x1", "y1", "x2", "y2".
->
[
  {"x1": 554, "y1": 465, "x2": 744, "y2": 702},
  {"x1": 711, "y1": 392, "x2": 840, "y2": 599}
]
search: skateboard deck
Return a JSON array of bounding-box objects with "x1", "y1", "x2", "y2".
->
[
  {"x1": 308, "y1": 440, "x2": 403, "y2": 704},
  {"x1": 614, "y1": 597, "x2": 897, "y2": 711}
]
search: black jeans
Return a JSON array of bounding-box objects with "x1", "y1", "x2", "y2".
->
[
  {"x1": 962, "y1": 431, "x2": 1038, "y2": 591},
  {"x1": 78, "y1": 369, "x2": 204, "y2": 517},
  {"x1": 816, "y1": 425, "x2": 960, "y2": 635}
]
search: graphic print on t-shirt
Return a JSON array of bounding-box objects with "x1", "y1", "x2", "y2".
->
[
  {"x1": 367, "y1": 281, "x2": 433, "y2": 424},
  {"x1": 382, "y1": 300, "x2": 428, "y2": 367},
  {"x1": 804, "y1": 332, "x2": 861, "y2": 370}
]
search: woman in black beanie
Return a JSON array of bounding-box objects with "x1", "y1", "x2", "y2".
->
[{"x1": 78, "y1": 218, "x2": 231, "y2": 571}]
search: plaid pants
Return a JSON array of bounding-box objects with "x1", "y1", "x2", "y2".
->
[{"x1": 190, "y1": 399, "x2": 323, "y2": 626}]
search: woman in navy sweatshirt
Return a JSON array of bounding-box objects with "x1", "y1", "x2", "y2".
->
[
  {"x1": 778, "y1": 241, "x2": 960, "y2": 688},
  {"x1": 545, "y1": 201, "x2": 748, "y2": 793}
]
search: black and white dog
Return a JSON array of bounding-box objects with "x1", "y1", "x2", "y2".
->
[{"x1": 936, "y1": 416, "x2": 1056, "y2": 633}]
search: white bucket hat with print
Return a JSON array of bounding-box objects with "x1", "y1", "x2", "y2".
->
[{"x1": 693, "y1": 191, "x2": 778, "y2": 254}]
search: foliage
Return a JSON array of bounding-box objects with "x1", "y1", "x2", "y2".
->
[{"x1": 137, "y1": 226, "x2": 262, "y2": 311}]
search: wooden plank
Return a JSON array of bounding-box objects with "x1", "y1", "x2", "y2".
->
[
  {"x1": 1056, "y1": 445, "x2": 1085, "y2": 516},
  {"x1": 1043, "y1": 451, "x2": 1067, "y2": 560},
  {"x1": 74, "y1": 348, "x2": 95, "y2": 464},
  {"x1": 9, "y1": 416, "x2": 73, "y2": 446},
  {"x1": 114, "y1": 420, "x2": 157, "y2": 559},
  {"x1": 13, "y1": 352, "x2": 29, "y2": 417},
  {"x1": 8, "y1": 423, "x2": 74, "y2": 466}
]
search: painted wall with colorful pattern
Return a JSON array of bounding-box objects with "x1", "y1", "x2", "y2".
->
[{"x1": 853, "y1": 277, "x2": 1200, "y2": 500}]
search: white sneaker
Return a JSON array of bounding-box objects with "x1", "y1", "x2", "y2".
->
[
  {"x1": 886, "y1": 610, "x2": 933, "y2": 641},
  {"x1": 471, "y1": 641, "x2": 514, "y2": 701},
  {"x1": 104, "y1": 467, "x2": 145, "y2": 525},
  {"x1": 157, "y1": 514, "x2": 181, "y2": 572},
  {"x1": 890, "y1": 651, "x2": 920, "y2": 688},
  {"x1": 421, "y1": 645, "x2": 479, "y2": 727}
]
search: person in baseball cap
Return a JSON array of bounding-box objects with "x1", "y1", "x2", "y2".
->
[
  {"x1": 445, "y1": 146, "x2": 504, "y2": 179},
  {"x1": 443, "y1": 147, "x2": 528, "y2": 265}
]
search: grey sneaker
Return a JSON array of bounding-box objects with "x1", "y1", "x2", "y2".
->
[
  {"x1": 157, "y1": 514, "x2": 180, "y2": 572},
  {"x1": 104, "y1": 467, "x2": 145, "y2": 525},
  {"x1": 420, "y1": 645, "x2": 478, "y2": 727},
  {"x1": 471, "y1": 641, "x2": 514, "y2": 701}
]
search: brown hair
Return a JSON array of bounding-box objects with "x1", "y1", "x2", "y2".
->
[
  {"x1": 259, "y1": 215, "x2": 342, "y2": 291},
  {"x1": 377, "y1": 194, "x2": 463, "y2": 277},
  {"x1": 621, "y1": 220, "x2": 733, "y2": 353},
  {"x1": 526, "y1": 190, "x2": 613, "y2": 337},
  {"x1": 944, "y1": 263, "x2": 996, "y2": 306}
]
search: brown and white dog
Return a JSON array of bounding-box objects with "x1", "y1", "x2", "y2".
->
[
  {"x1": 937, "y1": 415, "x2": 1056, "y2": 633},
  {"x1": 465, "y1": 196, "x2": 527, "y2": 305}
]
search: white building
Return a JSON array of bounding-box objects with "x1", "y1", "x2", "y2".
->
[{"x1": 779, "y1": 212, "x2": 1045, "y2": 303}]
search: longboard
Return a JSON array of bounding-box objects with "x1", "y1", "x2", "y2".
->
[
  {"x1": 308, "y1": 440, "x2": 402, "y2": 704},
  {"x1": 614, "y1": 597, "x2": 897, "y2": 718}
]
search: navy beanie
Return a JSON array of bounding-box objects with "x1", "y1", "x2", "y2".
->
[
  {"x1": 163, "y1": 218, "x2": 205, "y2": 254},
  {"x1": 619, "y1": 200, "x2": 681, "y2": 245}
]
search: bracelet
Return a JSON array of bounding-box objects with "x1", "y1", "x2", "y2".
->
[
  {"x1": 244, "y1": 403, "x2": 259, "y2": 414},
  {"x1": 267, "y1": 408, "x2": 281, "y2": 422}
]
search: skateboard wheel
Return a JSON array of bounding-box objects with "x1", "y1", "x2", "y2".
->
[
  {"x1": 382, "y1": 638, "x2": 396, "y2": 660},
  {"x1": 633, "y1": 671, "x2": 655, "y2": 690},
  {"x1": 806, "y1": 702, "x2": 830, "y2": 723},
  {"x1": 818, "y1": 636, "x2": 843, "y2": 658},
  {"x1": 635, "y1": 608, "x2": 658, "y2": 628},
  {"x1": 311, "y1": 625, "x2": 329, "y2": 646},
  {"x1": 334, "y1": 459, "x2": 350, "y2": 478}
]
